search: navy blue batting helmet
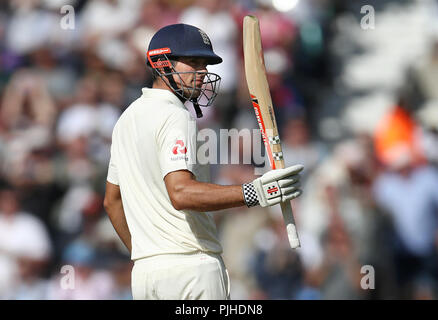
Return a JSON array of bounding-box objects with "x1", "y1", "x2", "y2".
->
[{"x1": 147, "y1": 24, "x2": 222, "y2": 66}]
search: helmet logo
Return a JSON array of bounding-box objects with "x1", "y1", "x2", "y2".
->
[
  {"x1": 198, "y1": 29, "x2": 211, "y2": 46},
  {"x1": 147, "y1": 47, "x2": 172, "y2": 68},
  {"x1": 148, "y1": 48, "x2": 171, "y2": 55},
  {"x1": 152, "y1": 59, "x2": 171, "y2": 68}
]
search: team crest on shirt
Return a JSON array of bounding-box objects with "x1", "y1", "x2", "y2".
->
[{"x1": 171, "y1": 140, "x2": 188, "y2": 161}]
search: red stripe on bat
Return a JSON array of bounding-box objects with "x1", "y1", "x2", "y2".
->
[
  {"x1": 268, "y1": 187, "x2": 279, "y2": 194},
  {"x1": 250, "y1": 94, "x2": 276, "y2": 169}
]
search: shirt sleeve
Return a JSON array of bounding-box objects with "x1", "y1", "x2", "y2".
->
[
  {"x1": 107, "y1": 125, "x2": 119, "y2": 185},
  {"x1": 157, "y1": 110, "x2": 197, "y2": 179}
]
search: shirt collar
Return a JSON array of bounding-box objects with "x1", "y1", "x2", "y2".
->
[{"x1": 141, "y1": 87, "x2": 186, "y2": 109}]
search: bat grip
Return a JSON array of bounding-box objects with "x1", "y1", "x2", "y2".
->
[
  {"x1": 280, "y1": 201, "x2": 300, "y2": 249},
  {"x1": 275, "y1": 159, "x2": 300, "y2": 249}
]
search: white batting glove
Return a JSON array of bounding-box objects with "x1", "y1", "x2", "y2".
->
[{"x1": 242, "y1": 164, "x2": 304, "y2": 207}]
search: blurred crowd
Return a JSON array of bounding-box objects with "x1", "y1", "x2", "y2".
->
[{"x1": 0, "y1": 0, "x2": 438, "y2": 300}]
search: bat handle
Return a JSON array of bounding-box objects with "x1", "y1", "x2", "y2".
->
[{"x1": 280, "y1": 201, "x2": 300, "y2": 249}]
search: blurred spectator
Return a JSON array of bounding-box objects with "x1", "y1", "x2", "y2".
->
[
  {"x1": 117, "y1": 49, "x2": 153, "y2": 105},
  {"x1": 102, "y1": 252, "x2": 133, "y2": 300},
  {"x1": 9, "y1": 254, "x2": 51, "y2": 299},
  {"x1": 281, "y1": 117, "x2": 327, "y2": 181},
  {"x1": 1, "y1": 69, "x2": 56, "y2": 130},
  {"x1": 311, "y1": 219, "x2": 364, "y2": 300},
  {"x1": 299, "y1": 138, "x2": 373, "y2": 255},
  {"x1": 0, "y1": 70, "x2": 57, "y2": 201},
  {"x1": 252, "y1": 219, "x2": 303, "y2": 300},
  {"x1": 374, "y1": 102, "x2": 424, "y2": 168},
  {"x1": 416, "y1": 101, "x2": 438, "y2": 166},
  {"x1": 0, "y1": 67, "x2": 65, "y2": 234},
  {"x1": 298, "y1": 135, "x2": 399, "y2": 298},
  {"x1": 79, "y1": 0, "x2": 141, "y2": 46},
  {"x1": 373, "y1": 86, "x2": 438, "y2": 300},
  {"x1": 5, "y1": 1, "x2": 59, "y2": 55},
  {"x1": 263, "y1": 48, "x2": 304, "y2": 128},
  {"x1": 253, "y1": 0, "x2": 298, "y2": 51},
  {"x1": 0, "y1": 184, "x2": 52, "y2": 299},
  {"x1": 46, "y1": 239, "x2": 115, "y2": 299},
  {"x1": 137, "y1": 0, "x2": 181, "y2": 31},
  {"x1": 410, "y1": 39, "x2": 438, "y2": 103},
  {"x1": 93, "y1": 211, "x2": 133, "y2": 299},
  {"x1": 50, "y1": 148, "x2": 103, "y2": 248},
  {"x1": 27, "y1": 47, "x2": 78, "y2": 106},
  {"x1": 56, "y1": 75, "x2": 119, "y2": 145},
  {"x1": 373, "y1": 143, "x2": 438, "y2": 299},
  {"x1": 55, "y1": 75, "x2": 120, "y2": 165}
]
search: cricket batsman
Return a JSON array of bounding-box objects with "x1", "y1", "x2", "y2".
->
[{"x1": 104, "y1": 23, "x2": 304, "y2": 300}]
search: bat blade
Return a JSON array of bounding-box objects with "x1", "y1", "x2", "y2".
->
[{"x1": 243, "y1": 15, "x2": 300, "y2": 249}]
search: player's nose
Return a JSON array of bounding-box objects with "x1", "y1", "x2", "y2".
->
[{"x1": 196, "y1": 72, "x2": 207, "y2": 83}]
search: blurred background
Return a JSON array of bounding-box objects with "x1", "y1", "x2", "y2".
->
[{"x1": 1, "y1": 0, "x2": 438, "y2": 300}]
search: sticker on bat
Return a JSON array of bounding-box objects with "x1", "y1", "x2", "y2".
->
[{"x1": 250, "y1": 95, "x2": 276, "y2": 169}]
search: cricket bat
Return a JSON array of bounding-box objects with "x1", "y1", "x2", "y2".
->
[{"x1": 243, "y1": 15, "x2": 300, "y2": 249}]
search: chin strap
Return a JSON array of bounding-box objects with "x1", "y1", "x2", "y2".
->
[
  {"x1": 160, "y1": 66, "x2": 204, "y2": 118},
  {"x1": 191, "y1": 99, "x2": 203, "y2": 118}
]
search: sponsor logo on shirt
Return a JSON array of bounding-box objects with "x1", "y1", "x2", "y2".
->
[
  {"x1": 172, "y1": 140, "x2": 187, "y2": 154},
  {"x1": 171, "y1": 140, "x2": 188, "y2": 161}
]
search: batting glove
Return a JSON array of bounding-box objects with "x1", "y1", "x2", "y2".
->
[{"x1": 242, "y1": 164, "x2": 303, "y2": 207}]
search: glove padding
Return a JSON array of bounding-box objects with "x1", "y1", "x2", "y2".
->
[{"x1": 252, "y1": 164, "x2": 303, "y2": 207}]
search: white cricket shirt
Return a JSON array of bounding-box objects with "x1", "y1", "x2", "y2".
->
[{"x1": 107, "y1": 88, "x2": 222, "y2": 260}]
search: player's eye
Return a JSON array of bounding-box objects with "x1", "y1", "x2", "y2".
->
[{"x1": 187, "y1": 59, "x2": 207, "y2": 69}]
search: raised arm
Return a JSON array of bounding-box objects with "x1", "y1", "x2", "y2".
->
[
  {"x1": 164, "y1": 165, "x2": 303, "y2": 213},
  {"x1": 164, "y1": 170, "x2": 245, "y2": 212}
]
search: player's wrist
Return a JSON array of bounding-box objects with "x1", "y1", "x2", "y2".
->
[{"x1": 242, "y1": 182, "x2": 259, "y2": 207}]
